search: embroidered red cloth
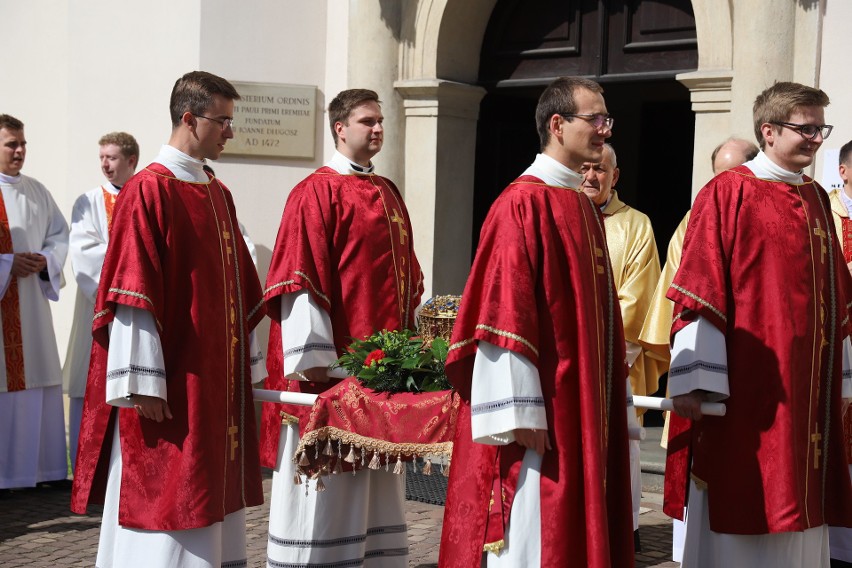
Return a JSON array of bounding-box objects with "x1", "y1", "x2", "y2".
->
[
  {"x1": 666, "y1": 167, "x2": 852, "y2": 533},
  {"x1": 260, "y1": 167, "x2": 424, "y2": 469},
  {"x1": 291, "y1": 377, "x2": 459, "y2": 479}
]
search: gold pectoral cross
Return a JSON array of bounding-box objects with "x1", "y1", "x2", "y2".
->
[
  {"x1": 229, "y1": 419, "x2": 239, "y2": 461},
  {"x1": 595, "y1": 246, "x2": 605, "y2": 275},
  {"x1": 390, "y1": 209, "x2": 408, "y2": 246},
  {"x1": 811, "y1": 424, "x2": 822, "y2": 469},
  {"x1": 813, "y1": 219, "x2": 828, "y2": 264}
]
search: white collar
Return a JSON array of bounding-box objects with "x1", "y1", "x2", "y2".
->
[
  {"x1": 0, "y1": 172, "x2": 22, "y2": 184},
  {"x1": 840, "y1": 188, "x2": 852, "y2": 216},
  {"x1": 153, "y1": 145, "x2": 209, "y2": 183},
  {"x1": 522, "y1": 153, "x2": 584, "y2": 189},
  {"x1": 743, "y1": 151, "x2": 805, "y2": 185},
  {"x1": 326, "y1": 150, "x2": 375, "y2": 175}
]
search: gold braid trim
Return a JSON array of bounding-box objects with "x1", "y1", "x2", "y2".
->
[
  {"x1": 92, "y1": 308, "x2": 111, "y2": 323},
  {"x1": 247, "y1": 298, "x2": 265, "y2": 321},
  {"x1": 264, "y1": 279, "x2": 294, "y2": 295},
  {"x1": 483, "y1": 540, "x2": 505, "y2": 555},
  {"x1": 143, "y1": 167, "x2": 213, "y2": 185},
  {"x1": 279, "y1": 411, "x2": 300, "y2": 425},
  {"x1": 293, "y1": 425, "x2": 454, "y2": 463},
  {"x1": 264, "y1": 272, "x2": 331, "y2": 305},
  {"x1": 106, "y1": 288, "x2": 163, "y2": 330},
  {"x1": 448, "y1": 337, "x2": 475, "y2": 351},
  {"x1": 669, "y1": 284, "x2": 727, "y2": 324},
  {"x1": 691, "y1": 472, "x2": 708, "y2": 491},
  {"x1": 475, "y1": 324, "x2": 539, "y2": 357}
]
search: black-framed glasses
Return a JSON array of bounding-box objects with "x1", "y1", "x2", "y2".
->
[
  {"x1": 560, "y1": 113, "x2": 614, "y2": 132},
  {"x1": 192, "y1": 114, "x2": 235, "y2": 131},
  {"x1": 770, "y1": 121, "x2": 832, "y2": 141}
]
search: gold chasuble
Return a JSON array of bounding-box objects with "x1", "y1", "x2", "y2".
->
[
  {"x1": 827, "y1": 189, "x2": 852, "y2": 465},
  {"x1": 0, "y1": 194, "x2": 25, "y2": 392},
  {"x1": 601, "y1": 191, "x2": 662, "y2": 405},
  {"x1": 667, "y1": 168, "x2": 852, "y2": 534}
]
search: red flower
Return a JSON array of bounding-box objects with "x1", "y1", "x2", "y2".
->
[{"x1": 364, "y1": 349, "x2": 386, "y2": 367}]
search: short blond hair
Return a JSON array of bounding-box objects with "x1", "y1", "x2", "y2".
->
[
  {"x1": 753, "y1": 82, "x2": 829, "y2": 150},
  {"x1": 98, "y1": 132, "x2": 139, "y2": 159}
]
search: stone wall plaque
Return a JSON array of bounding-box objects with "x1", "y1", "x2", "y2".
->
[{"x1": 224, "y1": 82, "x2": 316, "y2": 159}]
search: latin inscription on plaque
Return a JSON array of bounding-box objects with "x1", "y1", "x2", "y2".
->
[{"x1": 224, "y1": 82, "x2": 316, "y2": 159}]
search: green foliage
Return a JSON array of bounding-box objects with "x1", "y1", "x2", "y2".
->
[{"x1": 333, "y1": 329, "x2": 452, "y2": 394}]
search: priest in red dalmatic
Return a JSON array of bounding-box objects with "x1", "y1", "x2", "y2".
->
[
  {"x1": 439, "y1": 77, "x2": 634, "y2": 568},
  {"x1": 71, "y1": 71, "x2": 266, "y2": 568},
  {"x1": 261, "y1": 89, "x2": 423, "y2": 567},
  {"x1": 665, "y1": 82, "x2": 852, "y2": 568}
]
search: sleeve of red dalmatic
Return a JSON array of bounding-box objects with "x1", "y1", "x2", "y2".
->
[
  {"x1": 447, "y1": 190, "x2": 540, "y2": 395},
  {"x1": 93, "y1": 174, "x2": 166, "y2": 332},
  {"x1": 264, "y1": 178, "x2": 333, "y2": 314},
  {"x1": 667, "y1": 176, "x2": 735, "y2": 336}
]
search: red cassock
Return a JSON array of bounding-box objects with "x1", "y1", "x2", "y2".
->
[
  {"x1": 260, "y1": 167, "x2": 424, "y2": 467},
  {"x1": 70, "y1": 164, "x2": 266, "y2": 530},
  {"x1": 665, "y1": 166, "x2": 852, "y2": 534},
  {"x1": 438, "y1": 176, "x2": 634, "y2": 568}
]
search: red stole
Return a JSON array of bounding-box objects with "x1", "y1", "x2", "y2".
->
[
  {"x1": 665, "y1": 167, "x2": 852, "y2": 533},
  {"x1": 260, "y1": 167, "x2": 423, "y2": 468},
  {"x1": 839, "y1": 216, "x2": 852, "y2": 464},
  {"x1": 101, "y1": 186, "x2": 117, "y2": 232},
  {"x1": 0, "y1": 193, "x2": 25, "y2": 392},
  {"x1": 438, "y1": 177, "x2": 633, "y2": 568},
  {"x1": 71, "y1": 164, "x2": 266, "y2": 530}
]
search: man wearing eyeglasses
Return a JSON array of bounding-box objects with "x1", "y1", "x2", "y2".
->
[
  {"x1": 439, "y1": 77, "x2": 633, "y2": 567},
  {"x1": 827, "y1": 139, "x2": 852, "y2": 567},
  {"x1": 72, "y1": 71, "x2": 266, "y2": 568},
  {"x1": 665, "y1": 82, "x2": 852, "y2": 567}
]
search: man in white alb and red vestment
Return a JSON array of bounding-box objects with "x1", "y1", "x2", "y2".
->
[
  {"x1": 827, "y1": 139, "x2": 852, "y2": 568},
  {"x1": 63, "y1": 131, "x2": 138, "y2": 474},
  {"x1": 438, "y1": 77, "x2": 634, "y2": 568},
  {"x1": 71, "y1": 71, "x2": 266, "y2": 568},
  {"x1": 261, "y1": 88, "x2": 423, "y2": 567},
  {"x1": 0, "y1": 113, "x2": 69, "y2": 492},
  {"x1": 666, "y1": 82, "x2": 852, "y2": 568}
]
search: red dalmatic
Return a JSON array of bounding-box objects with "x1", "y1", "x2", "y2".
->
[
  {"x1": 665, "y1": 167, "x2": 852, "y2": 534},
  {"x1": 439, "y1": 176, "x2": 634, "y2": 568},
  {"x1": 71, "y1": 164, "x2": 266, "y2": 530},
  {"x1": 260, "y1": 167, "x2": 423, "y2": 467}
]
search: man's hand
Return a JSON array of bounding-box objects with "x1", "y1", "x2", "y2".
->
[
  {"x1": 291, "y1": 367, "x2": 331, "y2": 383},
  {"x1": 513, "y1": 428, "x2": 552, "y2": 456},
  {"x1": 10, "y1": 253, "x2": 46, "y2": 277},
  {"x1": 672, "y1": 390, "x2": 708, "y2": 421},
  {"x1": 132, "y1": 394, "x2": 173, "y2": 422}
]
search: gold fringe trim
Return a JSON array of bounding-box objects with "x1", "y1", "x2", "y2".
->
[
  {"x1": 294, "y1": 426, "x2": 454, "y2": 462},
  {"x1": 691, "y1": 472, "x2": 708, "y2": 491},
  {"x1": 483, "y1": 540, "x2": 505, "y2": 555}
]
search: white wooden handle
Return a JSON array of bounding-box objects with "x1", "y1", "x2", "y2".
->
[
  {"x1": 633, "y1": 395, "x2": 726, "y2": 417},
  {"x1": 252, "y1": 388, "x2": 318, "y2": 406}
]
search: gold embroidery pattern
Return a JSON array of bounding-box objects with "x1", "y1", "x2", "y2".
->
[
  {"x1": 483, "y1": 540, "x2": 505, "y2": 555},
  {"x1": 92, "y1": 308, "x2": 111, "y2": 322},
  {"x1": 293, "y1": 426, "x2": 454, "y2": 463},
  {"x1": 475, "y1": 324, "x2": 539, "y2": 357},
  {"x1": 448, "y1": 337, "x2": 475, "y2": 352},
  {"x1": 109, "y1": 287, "x2": 155, "y2": 308},
  {"x1": 263, "y1": 279, "x2": 295, "y2": 295},
  {"x1": 669, "y1": 284, "x2": 727, "y2": 323},
  {"x1": 294, "y1": 270, "x2": 331, "y2": 305}
]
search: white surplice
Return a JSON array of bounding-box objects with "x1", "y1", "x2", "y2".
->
[
  {"x1": 467, "y1": 154, "x2": 584, "y2": 566},
  {"x1": 94, "y1": 145, "x2": 265, "y2": 568},
  {"x1": 0, "y1": 172, "x2": 69, "y2": 488},
  {"x1": 265, "y1": 151, "x2": 409, "y2": 568},
  {"x1": 669, "y1": 151, "x2": 852, "y2": 568}
]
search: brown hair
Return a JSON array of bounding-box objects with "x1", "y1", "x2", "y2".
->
[
  {"x1": 169, "y1": 71, "x2": 240, "y2": 128},
  {"x1": 840, "y1": 140, "x2": 852, "y2": 167},
  {"x1": 0, "y1": 114, "x2": 24, "y2": 132},
  {"x1": 752, "y1": 82, "x2": 829, "y2": 149},
  {"x1": 328, "y1": 89, "x2": 381, "y2": 143},
  {"x1": 99, "y1": 132, "x2": 139, "y2": 159},
  {"x1": 535, "y1": 77, "x2": 604, "y2": 151}
]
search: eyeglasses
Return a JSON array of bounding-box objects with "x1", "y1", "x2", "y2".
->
[
  {"x1": 770, "y1": 121, "x2": 833, "y2": 141},
  {"x1": 192, "y1": 114, "x2": 235, "y2": 131},
  {"x1": 560, "y1": 113, "x2": 614, "y2": 132}
]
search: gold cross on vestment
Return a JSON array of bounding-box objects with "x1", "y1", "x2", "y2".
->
[
  {"x1": 813, "y1": 219, "x2": 828, "y2": 264},
  {"x1": 229, "y1": 419, "x2": 239, "y2": 461},
  {"x1": 390, "y1": 209, "x2": 408, "y2": 246},
  {"x1": 811, "y1": 424, "x2": 822, "y2": 469},
  {"x1": 223, "y1": 226, "x2": 233, "y2": 265},
  {"x1": 595, "y1": 246, "x2": 605, "y2": 275}
]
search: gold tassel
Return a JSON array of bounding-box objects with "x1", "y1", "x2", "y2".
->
[
  {"x1": 323, "y1": 439, "x2": 335, "y2": 456},
  {"x1": 333, "y1": 457, "x2": 342, "y2": 475},
  {"x1": 422, "y1": 459, "x2": 432, "y2": 476},
  {"x1": 314, "y1": 474, "x2": 326, "y2": 492},
  {"x1": 368, "y1": 451, "x2": 381, "y2": 470},
  {"x1": 443, "y1": 460, "x2": 451, "y2": 478},
  {"x1": 393, "y1": 455, "x2": 403, "y2": 475},
  {"x1": 299, "y1": 451, "x2": 310, "y2": 466},
  {"x1": 344, "y1": 444, "x2": 357, "y2": 463}
]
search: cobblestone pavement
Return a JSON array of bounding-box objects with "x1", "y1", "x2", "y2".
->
[{"x1": 0, "y1": 471, "x2": 676, "y2": 567}]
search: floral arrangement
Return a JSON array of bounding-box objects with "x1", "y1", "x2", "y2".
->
[{"x1": 333, "y1": 329, "x2": 452, "y2": 393}]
